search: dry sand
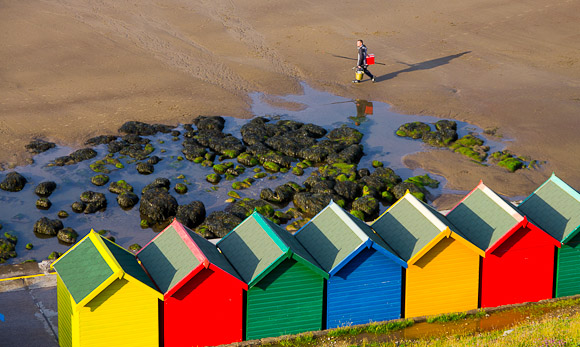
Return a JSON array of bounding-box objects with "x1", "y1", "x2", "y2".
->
[{"x1": 1, "y1": 0, "x2": 579, "y2": 203}]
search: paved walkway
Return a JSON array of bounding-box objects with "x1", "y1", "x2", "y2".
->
[{"x1": 0, "y1": 262, "x2": 59, "y2": 346}]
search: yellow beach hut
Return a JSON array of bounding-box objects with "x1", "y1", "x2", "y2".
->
[
  {"x1": 52, "y1": 231, "x2": 163, "y2": 347},
  {"x1": 371, "y1": 192, "x2": 484, "y2": 318}
]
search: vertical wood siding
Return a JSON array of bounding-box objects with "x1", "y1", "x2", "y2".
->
[
  {"x1": 164, "y1": 268, "x2": 245, "y2": 347},
  {"x1": 555, "y1": 239, "x2": 580, "y2": 298},
  {"x1": 326, "y1": 248, "x2": 402, "y2": 328},
  {"x1": 245, "y1": 258, "x2": 324, "y2": 340},
  {"x1": 481, "y1": 226, "x2": 556, "y2": 308},
  {"x1": 57, "y1": 276, "x2": 73, "y2": 347},
  {"x1": 405, "y1": 237, "x2": 480, "y2": 318},
  {"x1": 78, "y1": 279, "x2": 159, "y2": 346}
]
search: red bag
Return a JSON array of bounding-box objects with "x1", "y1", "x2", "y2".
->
[{"x1": 366, "y1": 54, "x2": 375, "y2": 65}]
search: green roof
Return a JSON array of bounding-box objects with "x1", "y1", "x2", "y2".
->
[
  {"x1": 446, "y1": 185, "x2": 522, "y2": 251},
  {"x1": 184, "y1": 227, "x2": 242, "y2": 281},
  {"x1": 217, "y1": 213, "x2": 287, "y2": 284},
  {"x1": 519, "y1": 177, "x2": 580, "y2": 242},
  {"x1": 371, "y1": 195, "x2": 445, "y2": 261},
  {"x1": 137, "y1": 225, "x2": 200, "y2": 293},
  {"x1": 52, "y1": 235, "x2": 114, "y2": 304},
  {"x1": 101, "y1": 238, "x2": 157, "y2": 290}
]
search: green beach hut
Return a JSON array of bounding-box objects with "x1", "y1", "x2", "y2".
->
[
  {"x1": 217, "y1": 211, "x2": 328, "y2": 340},
  {"x1": 518, "y1": 174, "x2": 580, "y2": 298}
]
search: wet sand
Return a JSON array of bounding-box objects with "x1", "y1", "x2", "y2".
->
[{"x1": 1, "y1": 0, "x2": 579, "y2": 199}]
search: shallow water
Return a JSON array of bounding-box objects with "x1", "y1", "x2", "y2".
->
[{"x1": 0, "y1": 83, "x2": 508, "y2": 264}]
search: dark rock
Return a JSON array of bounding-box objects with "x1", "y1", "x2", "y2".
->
[
  {"x1": 0, "y1": 172, "x2": 27, "y2": 192},
  {"x1": 352, "y1": 196, "x2": 379, "y2": 220},
  {"x1": 119, "y1": 142, "x2": 155, "y2": 160},
  {"x1": 142, "y1": 178, "x2": 171, "y2": 193},
  {"x1": 358, "y1": 168, "x2": 370, "y2": 177},
  {"x1": 35, "y1": 181, "x2": 57, "y2": 197},
  {"x1": 360, "y1": 175, "x2": 389, "y2": 192},
  {"x1": 237, "y1": 152, "x2": 259, "y2": 167},
  {"x1": 226, "y1": 199, "x2": 275, "y2": 220},
  {"x1": 258, "y1": 151, "x2": 293, "y2": 168},
  {"x1": 136, "y1": 162, "x2": 155, "y2": 175},
  {"x1": 71, "y1": 201, "x2": 86, "y2": 213},
  {"x1": 208, "y1": 135, "x2": 245, "y2": 159},
  {"x1": 33, "y1": 217, "x2": 63, "y2": 236},
  {"x1": 298, "y1": 146, "x2": 329, "y2": 163},
  {"x1": 57, "y1": 210, "x2": 69, "y2": 218},
  {"x1": 171, "y1": 130, "x2": 181, "y2": 137},
  {"x1": 128, "y1": 244, "x2": 142, "y2": 253},
  {"x1": 36, "y1": 198, "x2": 52, "y2": 210},
  {"x1": 91, "y1": 175, "x2": 110, "y2": 187},
  {"x1": 196, "y1": 211, "x2": 242, "y2": 238},
  {"x1": 301, "y1": 124, "x2": 327, "y2": 138},
  {"x1": 435, "y1": 120, "x2": 457, "y2": 132},
  {"x1": 147, "y1": 156, "x2": 161, "y2": 165},
  {"x1": 176, "y1": 201, "x2": 206, "y2": 229},
  {"x1": 392, "y1": 182, "x2": 426, "y2": 201},
  {"x1": 193, "y1": 116, "x2": 226, "y2": 132},
  {"x1": 327, "y1": 126, "x2": 363, "y2": 145},
  {"x1": 327, "y1": 144, "x2": 364, "y2": 164},
  {"x1": 79, "y1": 191, "x2": 107, "y2": 213},
  {"x1": 117, "y1": 192, "x2": 139, "y2": 209},
  {"x1": 174, "y1": 183, "x2": 188, "y2": 194},
  {"x1": 260, "y1": 182, "x2": 299, "y2": 204},
  {"x1": 25, "y1": 139, "x2": 56, "y2": 154},
  {"x1": 206, "y1": 174, "x2": 221, "y2": 184},
  {"x1": 246, "y1": 143, "x2": 271, "y2": 156},
  {"x1": 107, "y1": 141, "x2": 125, "y2": 153},
  {"x1": 57, "y1": 227, "x2": 78, "y2": 244},
  {"x1": 85, "y1": 135, "x2": 119, "y2": 146},
  {"x1": 70, "y1": 148, "x2": 98, "y2": 162},
  {"x1": 182, "y1": 143, "x2": 207, "y2": 161},
  {"x1": 334, "y1": 180, "x2": 361, "y2": 201},
  {"x1": 310, "y1": 180, "x2": 335, "y2": 195},
  {"x1": 119, "y1": 121, "x2": 166, "y2": 136},
  {"x1": 139, "y1": 188, "x2": 178, "y2": 224},
  {"x1": 0, "y1": 237, "x2": 17, "y2": 262},
  {"x1": 293, "y1": 192, "x2": 336, "y2": 217},
  {"x1": 371, "y1": 167, "x2": 402, "y2": 186}
]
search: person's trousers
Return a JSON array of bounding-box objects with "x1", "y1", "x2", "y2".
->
[{"x1": 362, "y1": 66, "x2": 373, "y2": 78}]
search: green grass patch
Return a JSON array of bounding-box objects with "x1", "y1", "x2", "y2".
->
[{"x1": 427, "y1": 311, "x2": 468, "y2": 323}]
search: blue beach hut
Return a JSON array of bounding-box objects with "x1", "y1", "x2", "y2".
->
[{"x1": 295, "y1": 201, "x2": 407, "y2": 328}]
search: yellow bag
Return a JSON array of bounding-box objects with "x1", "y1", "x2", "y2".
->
[{"x1": 355, "y1": 69, "x2": 363, "y2": 81}]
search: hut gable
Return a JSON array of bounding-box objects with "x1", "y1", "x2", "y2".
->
[
  {"x1": 217, "y1": 211, "x2": 327, "y2": 287},
  {"x1": 137, "y1": 219, "x2": 244, "y2": 296},
  {"x1": 446, "y1": 182, "x2": 524, "y2": 252},
  {"x1": 52, "y1": 231, "x2": 160, "y2": 307},
  {"x1": 296, "y1": 201, "x2": 405, "y2": 274},
  {"x1": 518, "y1": 174, "x2": 580, "y2": 243}
]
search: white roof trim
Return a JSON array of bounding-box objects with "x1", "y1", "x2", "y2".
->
[
  {"x1": 405, "y1": 194, "x2": 448, "y2": 232},
  {"x1": 480, "y1": 185, "x2": 524, "y2": 222}
]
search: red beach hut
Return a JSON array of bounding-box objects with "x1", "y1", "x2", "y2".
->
[
  {"x1": 137, "y1": 219, "x2": 247, "y2": 347},
  {"x1": 446, "y1": 182, "x2": 561, "y2": 308}
]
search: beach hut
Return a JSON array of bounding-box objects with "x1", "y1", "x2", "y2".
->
[
  {"x1": 217, "y1": 211, "x2": 329, "y2": 340},
  {"x1": 446, "y1": 181, "x2": 561, "y2": 308},
  {"x1": 295, "y1": 201, "x2": 407, "y2": 328},
  {"x1": 51, "y1": 231, "x2": 162, "y2": 347},
  {"x1": 371, "y1": 192, "x2": 483, "y2": 318},
  {"x1": 136, "y1": 219, "x2": 248, "y2": 347},
  {"x1": 518, "y1": 174, "x2": 580, "y2": 298}
]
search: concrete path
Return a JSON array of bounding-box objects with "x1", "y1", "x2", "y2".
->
[{"x1": 0, "y1": 262, "x2": 59, "y2": 347}]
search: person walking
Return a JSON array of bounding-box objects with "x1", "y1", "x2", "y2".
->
[{"x1": 353, "y1": 39, "x2": 375, "y2": 83}]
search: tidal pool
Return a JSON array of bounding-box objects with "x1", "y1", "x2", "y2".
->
[{"x1": 0, "y1": 83, "x2": 506, "y2": 264}]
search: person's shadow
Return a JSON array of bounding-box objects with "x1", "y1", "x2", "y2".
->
[{"x1": 375, "y1": 51, "x2": 471, "y2": 82}]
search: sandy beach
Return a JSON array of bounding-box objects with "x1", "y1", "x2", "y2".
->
[{"x1": 1, "y1": 0, "x2": 579, "y2": 203}]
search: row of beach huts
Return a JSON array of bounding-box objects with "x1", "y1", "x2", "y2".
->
[{"x1": 52, "y1": 173, "x2": 580, "y2": 347}]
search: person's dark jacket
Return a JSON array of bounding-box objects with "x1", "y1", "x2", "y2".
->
[{"x1": 357, "y1": 44, "x2": 369, "y2": 67}]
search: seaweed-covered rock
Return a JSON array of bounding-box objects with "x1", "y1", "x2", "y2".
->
[
  {"x1": 48, "y1": 251, "x2": 62, "y2": 260},
  {"x1": 139, "y1": 188, "x2": 178, "y2": 224},
  {"x1": 142, "y1": 178, "x2": 171, "y2": 193},
  {"x1": 258, "y1": 151, "x2": 293, "y2": 169},
  {"x1": 91, "y1": 174, "x2": 110, "y2": 187},
  {"x1": 34, "y1": 181, "x2": 57, "y2": 197},
  {"x1": 109, "y1": 180, "x2": 133, "y2": 194},
  {"x1": 174, "y1": 183, "x2": 188, "y2": 194},
  {"x1": 0, "y1": 172, "x2": 27, "y2": 192},
  {"x1": 310, "y1": 180, "x2": 335, "y2": 195},
  {"x1": 119, "y1": 121, "x2": 172, "y2": 136},
  {"x1": 405, "y1": 174, "x2": 439, "y2": 189},
  {"x1": 71, "y1": 201, "x2": 86, "y2": 213},
  {"x1": 33, "y1": 217, "x2": 63, "y2": 236},
  {"x1": 117, "y1": 192, "x2": 139, "y2": 209},
  {"x1": 237, "y1": 152, "x2": 259, "y2": 167},
  {"x1": 450, "y1": 135, "x2": 488, "y2": 162},
  {"x1": 206, "y1": 174, "x2": 221, "y2": 184},
  {"x1": 293, "y1": 192, "x2": 336, "y2": 217},
  {"x1": 0, "y1": 236, "x2": 17, "y2": 263},
  {"x1": 301, "y1": 124, "x2": 327, "y2": 138},
  {"x1": 36, "y1": 198, "x2": 52, "y2": 210},
  {"x1": 371, "y1": 167, "x2": 402, "y2": 186},
  {"x1": 396, "y1": 122, "x2": 431, "y2": 139},
  {"x1": 128, "y1": 244, "x2": 142, "y2": 253},
  {"x1": 226, "y1": 199, "x2": 275, "y2": 220},
  {"x1": 327, "y1": 144, "x2": 364, "y2": 164},
  {"x1": 25, "y1": 139, "x2": 56, "y2": 154},
  {"x1": 196, "y1": 211, "x2": 242, "y2": 238},
  {"x1": 334, "y1": 180, "x2": 361, "y2": 201},
  {"x1": 298, "y1": 146, "x2": 329, "y2": 163},
  {"x1": 182, "y1": 142, "x2": 207, "y2": 161},
  {"x1": 80, "y1": 191, "x2": 107, "y2": 213},
  {"x1": 136, "y1": 162, "x2": 155, "y2": 175},
  {"x1": 70, "y1": 148, "x2": 98, "y2": 163},
  {"x1": 319, "y1": 163, "x2": 357, "y2": 179},
  {"x1": 57, "y1": 227, "x2": 78, "y2": 244},
  {"x1": 327, "y1": 126, "x2": 363, "y2": 145},
  {"x1": 85, "y1": 135, "x2": 119, "y2": 146},
  {"x1": 176, "y1": 201, "x2": 206, "y2": 229},
  {"x1": 352, "y1": 196, "x2": 379, "y2": 220},
  {"x1": 193, "y1": 116, "x2": 226, "y2": 132},
  {"x1": 57, "y1": 210, "x2": 69, "y2": 218},
  {"x1": 148, "y1": 156, "x2": 161, "y2": 165},
  {"x1": 260, "y1": 183, "x2": 298, "y2": 204},
  {"x1": 392, "y1": 182, "x2": 426, "y2": 201}
]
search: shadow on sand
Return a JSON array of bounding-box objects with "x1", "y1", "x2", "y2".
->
[{"x1": 375, "y1": 51, "x2": 471, "y2": 82}]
